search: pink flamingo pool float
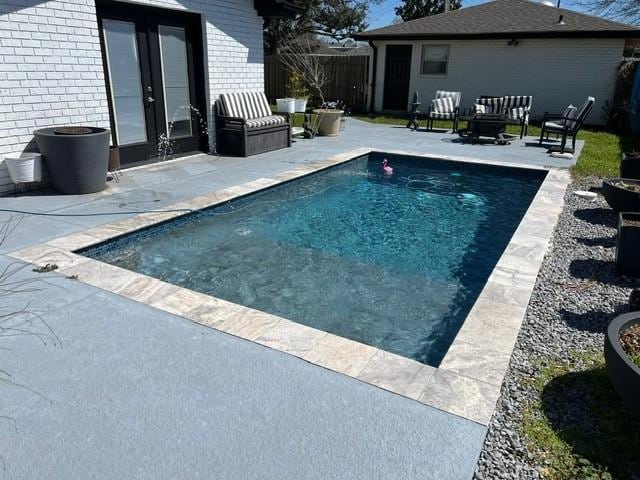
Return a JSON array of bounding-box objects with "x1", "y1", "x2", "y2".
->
[{"x1": 382, "y1": 158, "x2": 393, "y2": 176}]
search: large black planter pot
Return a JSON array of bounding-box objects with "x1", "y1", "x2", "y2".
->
[
  {"x1": 605, "y1": 312, "x2": 640, "y2": 415},
  {"x1": 34, "y1": 127, "x2": 110, "y2": 194},
  {"x1": 602, "y1": 178, "x2": 640, "y2": 212},
  {"x1": 621, "y1": 152, "x2": 640, "y2": 180},
  {"x1": 616, "y1": 212, "x2": 640, "y2": 276}
]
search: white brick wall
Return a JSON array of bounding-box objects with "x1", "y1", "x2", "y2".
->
[
  {"x1": 372, "y1": 38, "x2": 625, "y2": 125},
  {"x1": 0, "y1": 0, "x2": 265, "y2": 196}
]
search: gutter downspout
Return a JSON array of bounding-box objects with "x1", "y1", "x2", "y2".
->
[{"x1": 368, "y1": 40, "x2": 377, "y2": 113}]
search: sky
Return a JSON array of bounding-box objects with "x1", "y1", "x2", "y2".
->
[{"x1": 367, "y1": 0, "x2": 586, "y2": 29}]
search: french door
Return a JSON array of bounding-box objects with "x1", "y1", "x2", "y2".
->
[{"x1": 97, "y1": 1, "x2": 207, "y2": 166}]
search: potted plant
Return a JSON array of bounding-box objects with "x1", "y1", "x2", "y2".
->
[
  {"x1": 279, "y1": 33, "x2": 333, "y2": 137},
  {"x1": 616, "y1": 212, "x2": 640, "y2": 276},
  {"x1": 602, "y1": 178, "x2": 640, "y2": 212},
  {"x1": 605, "y1": 311, "x2": 640, "y2": 415},
  {"x1": 288, "y1": 71, "x2": 309, "y2": 113},
  {"x1": 621, "y1": 152, "x2": 640, "y2": 180},
  {"x1": 34, "y1": 126, "x2": 110, "y2": 194},
  {"x1": 314, "y1": 100, "x2": 344, "y2": 137},
  {"x1": 3, "y1": 152, "x2": 42, "y2": 184}
]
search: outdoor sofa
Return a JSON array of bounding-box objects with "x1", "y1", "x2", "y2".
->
[
  {"x1": 215, "y1": 92, "x2": 291, "y2": 157},
  {"x1": 538, "y1": 96, "x2": 595, "y2": 154},
  {"x1": 472, "y1": 95, "x2": 533, "y2": 138}
]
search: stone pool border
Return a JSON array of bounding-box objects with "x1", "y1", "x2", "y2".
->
[{"x1": 8, "y1": 147, "x2": 569, "y2": 426}]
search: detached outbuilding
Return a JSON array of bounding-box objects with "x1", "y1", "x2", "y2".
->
[{"x1": 355, "y1": 0, "x2": 640, "y2": 124}]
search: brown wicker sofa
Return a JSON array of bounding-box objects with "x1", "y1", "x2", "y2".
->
[{"x1": 214, "y1": 92, "x2": 291, "y2": 157}]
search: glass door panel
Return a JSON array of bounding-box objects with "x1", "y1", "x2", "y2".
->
[
  {"x1": 158, "y1": 25, "x2": 192, "y2": 139},
  {"x1": 102, "y1": 19, "x2": 147, "y2": 145}
]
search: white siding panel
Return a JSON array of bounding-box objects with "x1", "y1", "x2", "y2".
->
[{"x1": 373, "y1": 38, "x2": 624, "y2": 125}]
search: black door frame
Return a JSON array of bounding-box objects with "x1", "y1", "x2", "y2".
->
[
  {"x1": 96, "y1": 0, "x2": 208, "y2": 167},
  {"x1": 382, "y1": 44, "x2": 412, "y2": 111}
]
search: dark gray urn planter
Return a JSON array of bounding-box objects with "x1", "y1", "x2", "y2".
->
[
  {"x1": 616, "y1": 212, "x2": 640, "y2": 276},
  {"x1": 621, "y1": 152, "x2": 640, "y2": 180},
  {"x1": 605, "y1": 312, "x2": 640, "y2": 415},
  {"x1": 602, "y1": 178, "x2": 640, "y2": 212},
  {"x1": 34, "y1": 127, "x2": 110, "y2": 194}
]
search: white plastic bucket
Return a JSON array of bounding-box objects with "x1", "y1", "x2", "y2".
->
[
  {"x1": 4, "y1": 152, "x2": 42, "y2": 183},
  {"x1": 276, "y1": 98, "x2": 295, "y2": 114},
  {"x1": 294, "y1": 98, "x2": 308, "y2": 113}
]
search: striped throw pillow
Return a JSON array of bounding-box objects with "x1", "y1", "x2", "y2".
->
[
  {"x1": 474, "y1": 97, "x2": 502, "y2": 114},
  {"x1": 432, "y1": 97, "x2": 454, "y2": 113},
  {"x1": 508, "y1": 107, "x2": 525, "y2": 120}
]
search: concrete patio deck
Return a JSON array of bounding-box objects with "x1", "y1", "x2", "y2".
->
[{"x1": 0, "y1": 119, "x2": 576, "y2": 479}]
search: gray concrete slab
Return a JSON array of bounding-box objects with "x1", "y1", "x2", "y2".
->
[
  {"x1": 0, "y1": 290, "x2": 486, "y2": 480},
  {"x1": 0, "y1": 119, "x2": 580, "y2": 478}
]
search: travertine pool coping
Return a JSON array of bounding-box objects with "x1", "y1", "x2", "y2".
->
[{"x1": 9, "y1": 147, "x2": 570, "y2": 426}]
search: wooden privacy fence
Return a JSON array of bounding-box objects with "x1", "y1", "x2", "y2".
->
[{"x1": 264, "y1": 55, "x2": 370, "y2": 112}]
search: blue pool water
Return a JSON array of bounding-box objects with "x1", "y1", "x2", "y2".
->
[{"x1": 84, "y1": 153, "x2": 545, "y2": 366}]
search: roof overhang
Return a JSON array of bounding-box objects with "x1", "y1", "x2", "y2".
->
[
  {"x1": 254, "y1": 0, "x2": 301, "y2": 19},
  {"x1": 355, "y1": 30, "x2": 640, "y2": 41}
]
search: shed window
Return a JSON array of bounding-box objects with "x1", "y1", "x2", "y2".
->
[{"x1": 421, "y1": 45, "x2": 449, "y2": 75}]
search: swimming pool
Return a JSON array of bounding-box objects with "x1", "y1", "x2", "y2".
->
[{"x1": 83, "y1": 152, "x2": 546, "y2": 366}]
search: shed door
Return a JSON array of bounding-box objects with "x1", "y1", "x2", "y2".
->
[{"x1": 383, "y1": 45, "x2": 412, "y2": 111}]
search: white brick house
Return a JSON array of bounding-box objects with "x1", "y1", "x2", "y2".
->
[
  {"x1": 355, "y1": 0, "x2": 640, "y2": 125},
  {"x1": 0, "y1": 0, "x2": 297, "y2": 195}
]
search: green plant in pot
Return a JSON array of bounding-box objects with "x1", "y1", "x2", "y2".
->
[{"x1": 288, "y1": 71, "x2": 309, "y2": 113}]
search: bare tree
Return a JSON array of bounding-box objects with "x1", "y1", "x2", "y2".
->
[
  {"x1": 278, "y1": 33, "x2": 329, "y2": 105},
  {"x1": 577, "y1": 0, "x2": 640, "y2": 25}
]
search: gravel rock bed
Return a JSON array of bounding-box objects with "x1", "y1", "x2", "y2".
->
[{"x1": 473, "y1": 176, "x2": 639, "y2": 479}]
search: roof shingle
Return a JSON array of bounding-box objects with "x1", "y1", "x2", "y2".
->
[{"x1": 355, "y1": 0, "x2": 640, "y2": 40}]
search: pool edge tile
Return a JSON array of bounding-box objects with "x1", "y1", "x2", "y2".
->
[{"x1": 418, "y1": 369, "x2": 501, "y2": 426}]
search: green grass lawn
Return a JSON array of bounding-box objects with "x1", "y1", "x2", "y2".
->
[
  {"x1": 352, "y1": 113, "x2": 640, "y2": 178},
  {"x1": 522, "y1": 351, "x2": 640, "y2": 480}
]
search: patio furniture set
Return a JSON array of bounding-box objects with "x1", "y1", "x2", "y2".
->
[
  {"x1": 211, "y1": 89, "x2": 596, "y2": 157},
  {"x1": 415, "y1": 90, "x2": 595, "y2": 152}
]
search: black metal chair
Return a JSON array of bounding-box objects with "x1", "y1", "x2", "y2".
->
[
  {"x1": 501, "y1": 95, "x2": 533, "y2": 139},
  {"x1": 538, "y1": 97, "x2": 595, "y2": 154},
  {"x1": 426, "y1": 90, "x2": 461, "y2": 132}
]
